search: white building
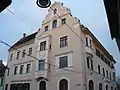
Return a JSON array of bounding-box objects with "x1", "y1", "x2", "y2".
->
[{"x1": 4, "y1": 2, "x2": 117, "y2": 90}]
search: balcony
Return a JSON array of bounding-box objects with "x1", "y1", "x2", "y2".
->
[
  {"x1": 85, "y1": 46, "x2": 94, "y2": 56},
  {"x1": 35, "y1": 69, "x2": 49, "y2": 81}
]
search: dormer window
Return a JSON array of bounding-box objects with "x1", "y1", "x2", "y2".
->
[
  {"x1": 54, "y1": 9, "x2": 57, "y2": 14},
  {"x1": 52, "y1": 20, "x2": 57, "y2": 28}
]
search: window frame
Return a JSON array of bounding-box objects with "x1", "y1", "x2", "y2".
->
[
  {"x1": 45, "y1": 26, "x2": 48, "y2": 32},
  {"x1": 59, "y1": 56, "x2": 68, "y2": 68},
  {"x1": 14, "y1": 66, "x2": 18, "y2": 75},
  {"x1": 52, "y1": 20, "x2": 57, "y2": 28},
  {"x1": 60, "y1": 36, "x2": 68, "y2": 48},
  {"x1": 22, "y1": 49, "x2": 26, "y2": 58},
  {"x1": 16, "y1": 51, "x2": 20, "y2": 59},
  {"x1": 28, "y1": 47, "x2": 32, "y2": 56},
  {"x1": 59, "y1": 79, "x2": 68, "y2": 90},
  {"x1": 20, "y1": 65, "x2": 24, "y2": 74},
  {"x1": 98, "y1": 65, "x2": 101, "y2": 74},
  {"x1": 40, "y1": 41, "x2": 46, "y2": 51},
  {"x1": 61, "y1": 18, "x2": 66, "y2": 24},
  {"x1": 26, "y1": 64, "x2": 31, "y2": 73},
  {"x1": 10, "y1": 54, "x2": 13, "y2": 61},
  {"x1": 38, "y1": 60, "x2": 45, "y2": 71}
]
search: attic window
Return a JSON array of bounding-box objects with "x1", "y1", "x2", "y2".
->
[{"x1": 54, "y1": 9, "x2": 57, "y2": 14}]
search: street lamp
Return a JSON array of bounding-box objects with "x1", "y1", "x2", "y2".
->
[
  {"x1": 36, "y1": 0, "x2": 51, "y2": 8},
  {"x1": 0, "y1": 0, "x2": 12, "y2": 13}
]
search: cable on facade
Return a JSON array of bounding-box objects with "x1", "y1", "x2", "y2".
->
[
  {"x1": 50, "y1": 7, "x2": 86, "y2": 44},
  {"x1": 0, "y1": 6, "x2": 88, "y2": 74},
  {"x1": 0, "y1": 40, "x2": 82, "y2": 74}
]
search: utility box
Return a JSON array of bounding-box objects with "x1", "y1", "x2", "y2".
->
[{"x1": 0, "y1": 0, "x2": 12, "y2": 13}]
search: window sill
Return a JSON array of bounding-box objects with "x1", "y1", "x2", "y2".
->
[
  {"x1": 55, "y1": 66, "x2": 74, "y2": 71},
  {"x1": 13, "y1": 73, "x2": 31, "y2": 76}
]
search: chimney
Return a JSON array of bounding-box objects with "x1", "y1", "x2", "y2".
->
[
  {"x1": 0, "y1": 60, "x2": 2, "y2": 64},
  {"x1": 23, "y1": 33, "x2": 26, "y2": 38}
]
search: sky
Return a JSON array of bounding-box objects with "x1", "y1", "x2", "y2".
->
[{"x1": 0, "y1": 0, "x2": 120, "y2": 76}]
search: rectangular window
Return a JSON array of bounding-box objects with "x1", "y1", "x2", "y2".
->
[
  {"x1": 16, "y1": 51, "x2": 20, "y2": 59},
  {"x1": 85, "y1": 37, "x2": 88, "y2": 46},
  {"x1": 59, "y1": 56, "x2": 68, "y2": 68},
  {"x1": 106, "y1": 70, "x2": 108, "y2": 78},
  {"x1": 102, "y1": 68, "x2": 105, "y2": 76},
  {"x1": 10, "y1": 54, "x2": 13, "y2": 61},
  {"x1": 100, "y1": 53, "x2": 104, "y2": 61},
  {"x1": 45, "y1": 26, "x2": 48, "y2": 32},
  {"x1": 20, "y1": 65, "x2": 24, "y2": 74},
  {"x1": 38, "y1": 60, "x2": 45, "y2": 71},
  {"x1": 113, "y1": 72, "x2": 116, "y2": 81},
  {"x1": 104, "y1": 58, "x2": 108, "y2": 64},
  {"x1": 91, "y1": 59, "x2": 93, "y2": 70},
  {"x1": 40, "y1": 41, "x2": 46, "y2": 51},
  {"x1": 0, "y1": 78, "x2": 3, "y2": 86},
  {"x1": 60, "y1": 36, "x2": 68, "y2": 48},
  {"x1": 61, "y1": 18, "x2": 66, "y2": 24},
  {"x1": 96, "y1": 49, "x2": 100, "y2": 58},
  {"x1": 98, "y1": 65, "x2": 101, "y2": 74},
  {"x1": 26, "y1": 64, "x2": 31, "y2": 73},
  {"x1": 22, "y1": 50, "x2": 26, "y2": 58},
  {"x1": 110, "y1": 73, "x2": 111, "y2": 80},
  {"x1": 28, "y1": 47, "x2": 32, "y2": 56},
  {"x1": 14, "y1": 66, "x2": 18, "y2": 75},
  {"x1": 7, "y1": 68, "x2": 10, "y2": 76},
  {"x1": 87, "y1": 57, "x2": 90, "y2": 68},
  {"x1": 5, "y1": 84, "x2": 8, "y2": 90},
  {"x1": 90, "y1": 39, "x2": 92, "y2": 47}
]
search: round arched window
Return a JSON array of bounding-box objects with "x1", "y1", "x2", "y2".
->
[
  {"x1": 59, "y1": 79, "x2": 68, "y2": 90},
  {"x1": 89, "y1": 80, "x2": 94, "y2": 90},
  {"x1": 39, "y1": 81, "x2": 46, "y2": 90}
]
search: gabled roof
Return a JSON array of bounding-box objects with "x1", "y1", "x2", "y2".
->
[{"x1": 9, "y1": 32, "x2": 38, "y2": 51}]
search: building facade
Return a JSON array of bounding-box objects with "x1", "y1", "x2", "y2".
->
[
  {"x1": 0, "y1": 60, "x2": 6, "y2": 90},
  {"x1": 4, "y1": 2, "x2": 117, "y2": 90}
]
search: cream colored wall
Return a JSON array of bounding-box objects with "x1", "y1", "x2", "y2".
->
[{"x1": 5, "y1": 40, "x2": 37, "y2": 90}]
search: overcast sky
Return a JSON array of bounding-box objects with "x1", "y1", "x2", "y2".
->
[{"x1": 0, "y1": 0, "x2": 120, "y2": 76}]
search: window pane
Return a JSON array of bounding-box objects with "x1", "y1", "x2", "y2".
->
[
  {"x1": 40, "y1": 41, "x2": 46, "y2": 51},
  {"x1": 39, "y1": 81, "x2": 46, "y2": 90},
  {"x1": 59, "y1": 79, "x2": 68, "y2": 90},
  {"x1": 16, "y1": 51, "x2": 20, "y2": 59},
  {"x1": 99, "y1": 83, "x2": 102, "y2": 90},
  {"x1": 22, "y1": 50, "x2": 26, "y2": 58},
  {"x1": 101, "y1": 53, "x2": 104, "y2": 61},
  {"x1": 62, "y1": 18, "x2": 66, "y2": 24},
  {"x1": 14, "y1": 66, "x2": 18, "y2": 75},
  {"x1": 87, "y1": 57, "x2": 90, "y2": 68},
  {"x1": 90, "y1": 39, "x2": 92, "y2": 47},
  {"x1": 10, "y1": 54, "x2": 13, "y2": 61},
  {"x1": 91, "y1": 59, "x2": 93, "y2": 70},
  {"x1": 26, "y1": 64, "x2": 31, "y2": 73},
  {"x1": 20, "y1": 65, "x2": 24, "y2": 74},
  {"x1": 59, "y1": 56, "x2": 68, "y2": 68},
  {"x1": 86, "y1": 37, "x2": 88, "y2": 46},
  {"x1": 103, "y1": 68, "x2": 105, "y2": 76},
  {"x1": 28, "y1": 48, "x2": 32, "y2": 56},
  {"x1": 98, "y1": 65, "x2": 101, "y2": 74},
  {"x1": 60, "y1": 36, "x2": 68, "y2": 48},
  {"x1": 38, "y1": 60, "x2": 45, "y2": 71},
  {"x1": 89, "y1": 80, "x2": 94, "y2": 90},
  {"x1": 45, "y1": 26, "x2": 48, "y2": 32},
  {"x1": 96, "y1": 49, "x2": 100, "y2": 58},
  {"x1": 52, "y1": 20, "x2": 57, "y2": 28}
]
